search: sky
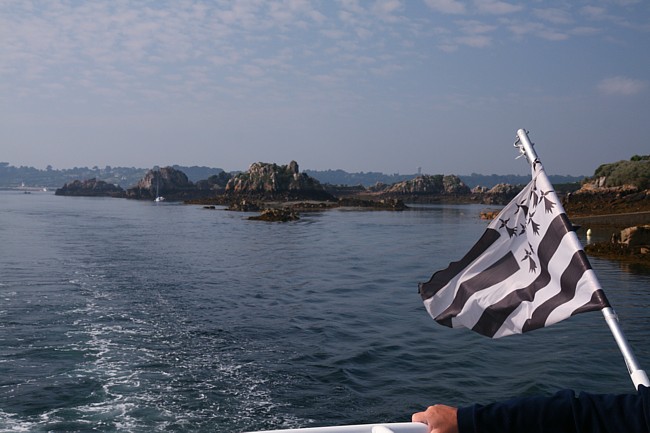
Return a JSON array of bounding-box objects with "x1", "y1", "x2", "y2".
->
[{"x1": 1, "y1": 0, "x2": 649, "y2": 176}]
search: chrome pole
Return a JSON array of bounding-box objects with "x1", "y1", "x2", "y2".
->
[{"x1": 515, "y1": 128, "x2": 649, "y2": 389}]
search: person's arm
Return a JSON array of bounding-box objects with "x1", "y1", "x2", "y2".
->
[
  {"x1": 457, "y1": 390, "x2": 579, "y2": 433},
  {"x1": 413, "y1": 386, "x2": 650, "y2": 433}
]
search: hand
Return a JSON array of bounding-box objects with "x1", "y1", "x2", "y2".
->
[{"x1": 412, "y1": 404, "x2": 459, "y2": 433}]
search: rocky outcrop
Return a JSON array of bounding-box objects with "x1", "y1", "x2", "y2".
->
[
  {"x1": 563, "y1": 185, "x2": 650, "y2": 216},
  {"x1": 563, "y1": 154, "x2": 650, "y2": 217},
  {"x1": 195, "y1": 171, "x2": 232, "y2": 192},
  {"x1": 227, "y1": 200, "x2": 261, "y2": 212},
  {"x1": 323, "y1": 184, "x2": 367, "y2": 197},
  {"x1": 55, "y1": 178, "x2": 125, "y2": 197},
  {"x1": 368, "y1": 174, "x2": 519, "y2": 205},
  {"x1": 224, "y1": 161, "x2": 335, "y2": 201},
  {"x1": 337, "y1": 197, "x2": 407, "y2": 210},
  {"x1": 380, "y1": 174, "x2": 470, "y2": 195},
  {"x1": 248, "y1": 208, "x2": 300, "y2": 222},
  {"x1": 480, "y1": 183, "x2": 522, "y2": 205},
  {"x1": 620, "y1": 225, "x2": 650, "y2": 247},
  {"x1": 584, "y1": 224, "x2": 650, "y2": 266},
  {"x1": 126, "y1": 167, "x2": 205, "y2": 201}
]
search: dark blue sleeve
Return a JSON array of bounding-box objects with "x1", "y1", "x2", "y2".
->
[{"x1": 457, "y1": 386, "x2": 650, "y2": 433}]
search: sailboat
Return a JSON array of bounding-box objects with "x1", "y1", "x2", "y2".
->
[{"x1": 154, "y1": 171, "x2": 165, "y2": 202}]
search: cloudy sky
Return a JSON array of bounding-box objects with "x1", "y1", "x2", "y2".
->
[{"x1": 1, "y1": 0, "x2": 648, "y2": 176}]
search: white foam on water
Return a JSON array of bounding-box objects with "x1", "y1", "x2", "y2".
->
[
  {"x1": 5, "y1": 262, "x2": 307, "y2": 432},
  {"x1": 0, "y1": 409, "x2": 37, "y2": 432}
]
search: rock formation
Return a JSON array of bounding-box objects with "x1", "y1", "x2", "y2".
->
[
  {"x1": 55, "y1": 178, "x2": 125, "y2": 197},
  {"x1": 224, "y1": 161, "x2": 335, "y2": 201},
  {"x1": 563, "y1": 184, "x2": 650, "y2": 216},
  {"x1": 481, "y1": 183, "x2": 522, "y2": 205},
  {"x1": 336, "y1": 197, "x2": 407, "y2": 210},
  {"x1": 562, "y1": 154, "x2": 650, "y2": 216},
  {"x1": 248, "y1": 208, "x2": 300, "y2": 222},
  {"x1": 380, "y1": 174, "x2": 470, "y2": 195},
  {"x1": 227, "y1": 200, "x2": 261, "y2": 212},
  {"x1": 621, "y1": 225, "x2": 650, "y2": 248},
  {"x1": 126, "y1": 167, "x2": 203, "y2": 201},
  {"x1": 195, "y1": 171, "x2": 232, "y2": 192},
  {"x1": 584, "y1": 224, "x2": 650, "y2": 266}
]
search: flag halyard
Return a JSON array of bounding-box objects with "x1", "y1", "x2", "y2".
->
[{"x1": 419, "y1": 161, "x2": 609, "y2": 338}]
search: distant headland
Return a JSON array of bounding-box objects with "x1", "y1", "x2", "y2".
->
[{"x1": 0, "y1": 161, "x2": 583, "y2": 190}]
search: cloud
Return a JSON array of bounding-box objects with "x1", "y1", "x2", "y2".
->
[
  {"x1": 424, "y1": 0, "x2": 466, "y2": 15},
  {"x1": 474, "y1": 0, "x2": 523, "y2": 15},
  {"x1": 597, "y1": 76, "x2": 648, "y2": 96},
  {"x1": 268, "y1": 0, "x2": 328, "y2": 26},
  {"x1": 570, "y1": 26, "x2": 600, "y2": 36},
  {"x1": 371, "y1": 0, "x2": 404, "y2": 22},
  {"x1": 1, "y1": 0, "x2": 648, "y2": 118},
  {"x1": 455, "y1": 19, "x2": 496, "y2": 34},
  {"x1": 370, "y1": 63, "x2": 403, "y2": 76},
  {"x1": 322, "y1": 28, "x2": 347, "y2": 39},
  {"x1": 537, "y1": 29, "x2": 569, "y2": 41},
  {"x1": 580, "y1": 6, "x2": 607, "y2": 20},
  {"x1": 456, "y1": 35, "x2": 491, "y2": 47},
  {"x1": 533, "y1": 8, "x2": 573, "y2": 25},
  {"x1": 435, "y1": 19, "x2": 496, "y2": 50},
  {"x1": 507, "y1": 22, "x2": 568, "y2": 41}
]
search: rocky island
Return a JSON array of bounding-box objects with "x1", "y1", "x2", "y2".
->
[
  {"x1": 125, "y1": 166, "x2": 227, "y2": 201},
  {"x1": 55, "y1": 178, "x2": 125, "y2": 197},
  {"x1": 563, "y1": 155, "x2": 650, "y2": 267},
  {"x1": 224, "y1": 160, "x2": 335, "y2": 202}
]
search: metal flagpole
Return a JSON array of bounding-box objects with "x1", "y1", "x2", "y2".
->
[{"x1": 514, "y1": 128, "x2": 649, "y2": 390}]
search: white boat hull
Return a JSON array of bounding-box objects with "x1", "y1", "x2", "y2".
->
[{"x1": 246, "y1": 422, "x2": 428, "y2": 433}]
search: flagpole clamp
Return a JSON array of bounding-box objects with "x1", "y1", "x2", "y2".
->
[{"x1": 514, "y1": 129, "x2": 540, "y2": 167}]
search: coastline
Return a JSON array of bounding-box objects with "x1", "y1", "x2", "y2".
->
[
  {"x1": 560, "y1": 187, "x2": 650, "y2": 269},
  {"x1": 568, "y1": 211, "x2": 650, "y2": 269}
]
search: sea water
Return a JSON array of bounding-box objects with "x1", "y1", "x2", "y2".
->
[{"x1": 1, "y1": 191, "x2": 649, "y2": 432}]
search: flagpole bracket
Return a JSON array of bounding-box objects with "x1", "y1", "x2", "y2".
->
[
  {"x1": 513, "y1": 132, "x2": 526, "y2": 159},
  {"x1": 514, "y1": 129, "x2": 539, "y2": 167}
]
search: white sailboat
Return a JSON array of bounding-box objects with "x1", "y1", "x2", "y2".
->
[{"x1": 154, "y1": 171, "x2": 165, "y2": 202}]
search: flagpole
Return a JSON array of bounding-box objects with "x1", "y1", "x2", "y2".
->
[{"x1": 514, "y1": 128, "x2": 649, "y2": 390}]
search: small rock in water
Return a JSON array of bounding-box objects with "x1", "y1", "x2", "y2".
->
[{"x1": 248, "y1": 208, "x2": 299, "y2": 222}]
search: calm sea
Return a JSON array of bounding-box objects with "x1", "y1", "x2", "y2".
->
[{"x1": 1, "y1": 191, "x2": 649, "y2": 432}]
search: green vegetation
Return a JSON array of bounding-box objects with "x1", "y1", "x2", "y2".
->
[{"x1": 589, "y1": 155, "x2": 650, "y2": 189}]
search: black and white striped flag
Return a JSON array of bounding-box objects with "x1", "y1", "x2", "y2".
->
[{"x1": 419, "y1": 160, "x2": 609, "y2": 338}]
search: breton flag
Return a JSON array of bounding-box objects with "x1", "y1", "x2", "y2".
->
[{"x1": 419, "y1": 159, "x2": 610, "y2": 338}]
